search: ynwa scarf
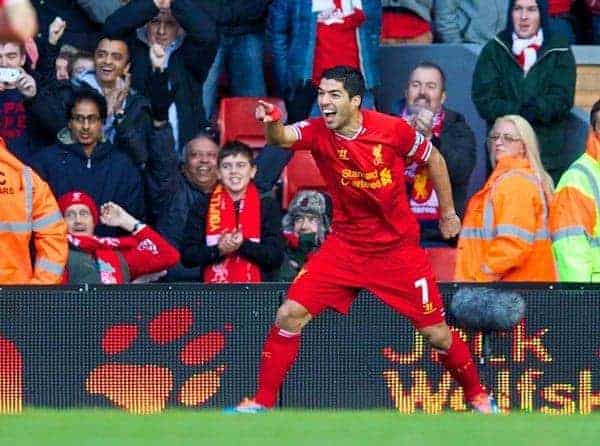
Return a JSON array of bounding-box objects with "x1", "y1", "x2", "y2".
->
[
  {"x1": 204, "y1": 183, "x2": 262, "y2": 283},
  {"x1": 67, "y1": 233, "x2": 138, "y2": 284},
  {"x1": 402, "y1": 108, "x2": 446, "y2": 221}
]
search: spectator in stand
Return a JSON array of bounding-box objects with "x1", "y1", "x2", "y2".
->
[
  {"x1": 274, "y1": 190, "x2": 331, "y2": 282},
  {"x1": 268, "y1": 0, "x2": 381, "y2": 123},
  {"x1": 0, "y1": 0, "x2": 37, "y2": 42},
  {"x1": 455, "y1": 114, "x2": 555, "y2": 282},
  {"x1": 393, "y1": 62, "x2": 476, "y2": 246},
  {"x1": 31, "y1": 88, "x2": 145, "y2": 236},
  {"x1": 381, "y1": 0, "x2": 433, "y2": 44},
  {"x1": 472, "y1": 0, "x2": 576, "y2": 184},
  {"x1": 549, "y1": 101, "x2": 600, "y2": 282},
  {"x1": 30, "y1": 32, "x2": 153, "y2": 166},
  {"x1": 587, "y1": 0, "x2": 600, "y2": 44},
  {"x1": 547, "y1": 0, "x2": 576, "y2": 44},
  {"x1": 433, "y1": 1, "x2": 509, "y2": 44},
  {"x1": 58, "y1": 191, "x2": 179, "y2": 284},
  {"x1": 0, "y1": 39, "x2": 38, "y2": 162},
  {"x1": 198, "y1": 0, "x2": 270, "y2": 121},
  {"x1": 55, "y1": 51, "x2": 72, "y2": 80},
  {"x1": 0, "y1": 136, "x2": 68, "y2": 284},
  {"x1": 182, "y1": 141, "x2": 284, "y2": 283},
  {"x1": 30, "y1": 0, "x2": 123, "y2": 51},
  {"x1": 152, "y1": 133, "x2": 220, "y2": 282},
  {"x1": 104, "y1": 0, "x2": 218, "y2": 157},
  {"x1": 143, "y1": 48, "x2": 221, "y2": 280},
  {"x1": 70, "y1": 51, "x2": 94, "y2": 78}
]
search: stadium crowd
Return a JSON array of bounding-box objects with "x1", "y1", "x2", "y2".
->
[{"x1": 1, "y1": 0, "x2": 600, "y2": 285}]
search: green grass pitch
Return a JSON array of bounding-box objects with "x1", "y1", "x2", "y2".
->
[{"x1": 0, "y1": 410, "x2": 598, "y2": 446}]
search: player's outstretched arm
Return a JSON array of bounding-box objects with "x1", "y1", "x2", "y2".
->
[
  {"x1": 256, "y1": 100, "x2": 299, "y2": 148},
  {"x1": 425, "y1": 146, "x2": 461, "y2": 239}
]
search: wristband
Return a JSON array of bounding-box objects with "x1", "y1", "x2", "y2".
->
[
  {"x1": 265, "y1": 104, "x2": 283, "y2": 122},
  {"x1": 131, "y1": 221, "x2": 142, "y2": 233}
]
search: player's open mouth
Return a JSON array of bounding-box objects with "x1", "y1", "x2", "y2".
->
[{"x1": 322, "y1": 110, "x2": 337, "y2": 122}]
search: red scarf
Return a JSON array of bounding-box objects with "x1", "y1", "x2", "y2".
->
[
  {"x1": 67, "y1": 234, "x2": 138, "y2": 284},
  {"x1": 402, "y1": 108, "x2": 445, "y2": 221},
  {"x1": 204, "y1": 183, "x2": 262, "y2": 283}
]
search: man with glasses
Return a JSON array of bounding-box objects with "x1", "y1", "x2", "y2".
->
[
  {"x1": 550, "y1": 100, "x2": 600, "y2": 282},
  {"x1": 31, "y1": 88, "x2": 145, "y2": 236},
  {"x1": 30, "y1": 34, "x2": 154, "y2": 167}
]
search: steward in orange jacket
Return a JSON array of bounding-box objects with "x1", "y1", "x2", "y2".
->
[
  {"x1": 455, "y1": 154, "x2": 556, "y2": 282},
  {"x1": 0, "y1": 137, "x2": 68, "y2": 284}
]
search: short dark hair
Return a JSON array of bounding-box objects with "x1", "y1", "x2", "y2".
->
[
  {"x1": 320, "y1": 66, "x2": 365, "y2": 101},
  {"x1": 218, "y1": 140, "x2": 255, "y2": 167},
  {"x1": 410, "y1": 61, "x2": 446, "y2": 91},
  {"x1": 591, "y1": 100, "x2": 600, "y2": 129},
  {"x1": 93, "y1": 35, "x2": 130, "y2": 63},
  {"x1": 66, "y1": 88, "x2": 108, "y2": 122}
]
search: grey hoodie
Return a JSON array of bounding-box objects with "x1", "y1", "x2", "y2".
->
[{"x1": 434, "y1": 0, "x2": 509, "y2": 44}]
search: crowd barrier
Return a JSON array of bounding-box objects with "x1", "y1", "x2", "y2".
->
[{"x1": 0, "y1": 283, "x2": 598, "y2": 414}]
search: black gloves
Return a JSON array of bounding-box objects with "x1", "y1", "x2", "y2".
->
[{"x1": 148, "y1": 69, "x2": 174, "y2": 123}]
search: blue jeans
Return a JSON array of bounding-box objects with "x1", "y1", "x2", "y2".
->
[
  {"x1": 202, "y1": 32, "x2": 267, "y2": 120},
  {"x1": 592, "y1": 15, "x2": 600, "y2": 45}
]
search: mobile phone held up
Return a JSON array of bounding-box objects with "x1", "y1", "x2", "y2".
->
[{"x1": 0, "y1": 67, "x2": 20, "y2": 83}]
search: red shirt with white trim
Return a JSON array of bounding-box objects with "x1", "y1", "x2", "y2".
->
[
  {"x1": 312, "y1": 0, "x2": 365, "y2": 85},
  {"x1": 290, "y1": 110, "x2": 432, "y2": 249}
]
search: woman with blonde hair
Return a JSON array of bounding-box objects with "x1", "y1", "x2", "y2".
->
[{"x1": 455, "y1": 114, "x2": 556, "y2": 281}]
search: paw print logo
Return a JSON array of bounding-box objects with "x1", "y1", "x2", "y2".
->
[{"x1": 85, "y1": 307, "x2": 232, "y2": 414}]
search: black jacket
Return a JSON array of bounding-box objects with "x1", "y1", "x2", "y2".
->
[
  {"x1": 31, "y1": 0, "x2": 104, "y2": 51},
  {"x1": 31, "y1": 130, "x2": 145, "y2": 236},
  {"x1": 195, "y1": 0, "x2": 271, "y2": 36},
  {"x1": 103, "y1": 0, "x2": 218, "y2": 151},
  {"x1": 182, "y1": 192, "x2": 284, "y2": 279},
  {"x1": 155, "y1": 177, "x2": 208, "y2": 282}
]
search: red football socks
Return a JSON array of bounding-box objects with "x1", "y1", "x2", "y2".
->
[
  {"x1": 255, "y1": 325, "x2": 301, "y2": 408},
  {"x1": 437, "y1": 331, "x2": 485, "y2": 401}
]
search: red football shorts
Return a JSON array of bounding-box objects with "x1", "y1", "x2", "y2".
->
[{"x1": 287, "y1": 235, "x2": 446, "y2": 329}]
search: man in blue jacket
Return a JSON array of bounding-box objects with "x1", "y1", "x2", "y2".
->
[{"x1": 31, "y1": 88, "x2": 146, "y2": 237}]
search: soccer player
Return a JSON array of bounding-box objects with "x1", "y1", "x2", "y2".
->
[{"x1": 230, "y1": 66, "x2": 498, "y2": 414}]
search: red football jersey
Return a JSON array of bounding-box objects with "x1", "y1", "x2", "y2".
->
[{"x1": 290, "y1": 110, "x2": 432, "y2": 249}]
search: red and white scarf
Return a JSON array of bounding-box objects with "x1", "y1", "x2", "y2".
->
[
  {"x1": 67, "y1": 234, "x2": 138, "y2": 284},
  {"x1": 402, "y1": 108, "x2": 445, "y2": 221},
  {"x1": 204, "y1": 183, "x2": 262, "y2": 283},
  {"x1": 512, "y1": 30, "x2": 543, "y2": 74}
]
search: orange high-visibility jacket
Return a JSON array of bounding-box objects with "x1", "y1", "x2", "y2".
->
[
  {"x1": 0, "y1": 138, "x2": 68, "y2": 284},
  {"x1": 455, "y1": 156, "x2": 556, "y2": 282}
]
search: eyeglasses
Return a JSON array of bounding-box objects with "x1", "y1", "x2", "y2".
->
[
  {"x1": 71, "y1": 114, "x2": 101, "y2": 125},
  {"x1": 487, "y1": 133, "x2": 522, "y2": 144}
]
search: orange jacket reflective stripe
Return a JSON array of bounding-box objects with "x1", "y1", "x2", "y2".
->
[
  {"x1": 0, "y1": 138, "x2": 68, "y2": 284},
  {"x1": 455, "y1": 156, "x2": 556, "y2": 282}
]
